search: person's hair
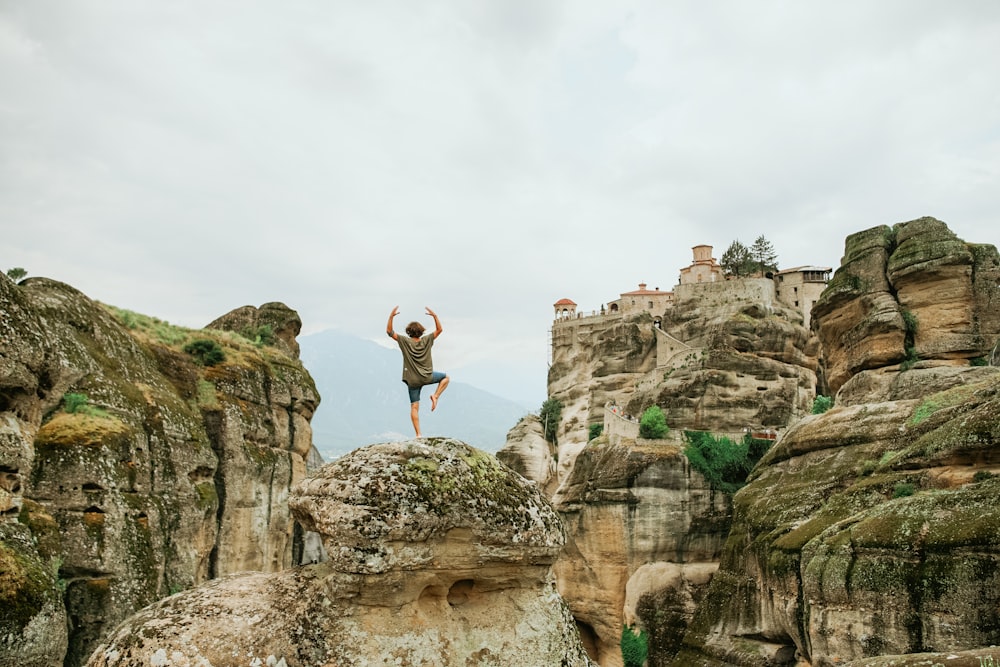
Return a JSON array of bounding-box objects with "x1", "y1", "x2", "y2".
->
[{"x1": 405, "y1": 321, "x2": 425, "y2": 338}]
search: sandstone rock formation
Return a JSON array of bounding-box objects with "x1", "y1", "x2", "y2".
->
[
  {"x1": 206, "y1": 301, "x2": 303, "y2": 359},
  {"x1": 86, "y1": 438, "x2": 595, "y2": 667},
  {"x1": 813, "y1": 216, "x2": 1000, "y2": 395},
  {"x1": 504, "y1": 276, "x2": 820, "y2": 666},
  {"x1": 675, "y1": 219, "x2": 1000, "y2": 666},
  {"x1": 634, "y1": 278, "x2": 820, "y2": 433},
  {"x1": 553, "y1": 439, "x2": 730, "y2": 667},
  {"x1": 545, "y1": 279, "x2": 820, "y2": 458},
  {"x1": 0, "y1": 274, "x2": 318, "y2": 667},
  {"x1": 496, "y1": 413, "x2": 559, "y2": 496}
]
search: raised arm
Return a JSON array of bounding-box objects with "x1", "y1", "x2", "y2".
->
[
  {"x1": 386, "y1": 306, "x2": 399, "y2": 340},
  {"x1": 425, "y1": 307, "x2": 443, "y2": 338}
]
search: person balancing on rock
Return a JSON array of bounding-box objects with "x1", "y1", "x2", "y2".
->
[{"x1": 386, "y1": 306, "x2": 450, "y2": 437}]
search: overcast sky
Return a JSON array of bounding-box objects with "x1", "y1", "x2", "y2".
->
[{"x1": 3, "y1": 1, "x2": 999, "y2": 408}]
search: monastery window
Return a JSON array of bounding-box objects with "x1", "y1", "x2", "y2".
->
[{"x1": 648, "y1": 301, "x2": 653, "y2": 309}]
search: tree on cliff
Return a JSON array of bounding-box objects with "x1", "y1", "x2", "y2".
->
[
  {"x1": 5, "y1": 267, "x2": 27, "y2": 281},
  {"x1": 639, "y1": 405, "x2": 669, "y2": 439},
  {"x1": 539, "y1": 398, "x2": 562, "y2": 444},
  {"x1": 750, "y1": 235, "x2": 779, "y2": 276},
  {"x1": 720, "y1": 240, "x2": 755, "y2": 278}
]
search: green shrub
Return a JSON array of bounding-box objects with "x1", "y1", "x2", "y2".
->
[
  {"x1": 61, "y1": 392, "x2": 108, "y2": 418},
  {"x1": 683, "y1": 431, "x2": 772, "y2": 493},
  {"x1": 892, "y1": 482, "x2": 916, "y2": 498},
  {"x1": 639, "y1": 405, "x2": 669, "y2": 439},
  {"x1": 620, "y1": 625, "x2": 648, "y2": 667},
  {"x1": 589, "y1": 423, "x2": 603, "y2": 441},
  {"x1": 63, "y1": 393, "x2": 90, "y2": 413},
  {"x1": 539, "y1": 398, "x2": 562, "y2": 444},
  {"x1": 900, "y1": 309, "x2": 919, "y2": 371},
  {"x1": 183, "y1": 339, "x2": 226, "y2": 367},
  {"x1": 240, "y1": 324, "x2": 275, "y2": 347},
  {"x1": 973, "y1": 470, "x2": 993, "y2": 483},
  {"x1": 811, "y1": 395, "x2": 833, "y2": 414},
  {"x1": 860, "y1": 460, "x2": 877, "y2": 476},
  {"x1": 971, "y1": 356, "x2": 988, "y2": 367},
  {"x1": 6, "y1": 267, "x2": 27, "y2": 281}
]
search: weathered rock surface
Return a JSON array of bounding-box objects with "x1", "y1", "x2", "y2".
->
[
  {"x1": 635, "y1": 279, "x2": 820, "y2": 433},
  {"x1": 505, "y1": 278, "x2": 821, "y2": 666},
  {"x1": 546, "y1": 280, "x2": 820, "y2": 457},
  {"x1": 496, "y1": 413, "x2": 558, "y2": 496},
  {"x1": 206, "y1": 301, "x2": 303, "y2": 359},
  {"x1": 86, "y1": 438, "x2": 594, "y2": 667},
  {"x1": 813, "y1": 217, "x2": 1000, "y2": 394},
  {"x1": 0, "y1": 521, "x2": 68, "y2": 667},
  {"x1": 0, "y1": 274, "x2": 318, "y2": 667},
  {"x1": 675, "y1": 219, "x2": 1000, "y2": 666},
  {"x1": 553, "y1": 439, "x2": 730, "y2": 667}
]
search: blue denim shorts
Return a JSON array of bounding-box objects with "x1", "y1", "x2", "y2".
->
[{"x1": 407, "y1": 372, "x2": 446, "y2": 403}]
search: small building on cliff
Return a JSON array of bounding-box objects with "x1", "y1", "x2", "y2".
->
[
  {"x1": 607, "y1": 283, "x2": 674, "y2": 317},
  {"x1": 554, "y1": 298, "x2": 577, "y2": 320},
  {"x1": 774, "y1": 265, "x2": 832, "y2": 327},
  {"x1": 678, "y1": 244, "x2": 725, "y2": 285}
]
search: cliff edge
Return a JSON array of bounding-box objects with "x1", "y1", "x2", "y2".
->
[{"x1": 1, "y1": 275, "x2": 318, "y2": 667}]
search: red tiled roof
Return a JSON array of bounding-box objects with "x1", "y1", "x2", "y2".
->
[
  {"x1": 620, "y1": 288, "x2": 671, "y2": 296},
  {"x1": 554, "y1": 298, "x2": 576, "y2": 306}
]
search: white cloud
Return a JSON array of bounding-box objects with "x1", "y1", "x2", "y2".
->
[{"x1": 3, "y1": 0, "x2": 999, "y2": 406}]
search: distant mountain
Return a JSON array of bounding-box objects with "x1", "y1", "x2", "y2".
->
[{"x1": 299, "y1": 329, "x2": 531, "y2": 460}]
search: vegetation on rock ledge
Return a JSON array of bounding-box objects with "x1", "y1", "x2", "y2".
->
[{"x1": 683, "y1": 431, "x2": 772, "y2": 493}]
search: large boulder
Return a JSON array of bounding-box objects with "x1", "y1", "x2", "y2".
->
[
  {"x1": 813, "y1": 217, "x2": 1000, "y2": 395},
  {"x1": 86, "y1": 438, "x2": 594, "y2": 667},
  {"x1": 207, "y1": 302, "x2": 303, "y2": 359}
]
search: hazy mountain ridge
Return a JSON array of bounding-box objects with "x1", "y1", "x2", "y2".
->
[{"x1": 299, "y1": 329, "x2": 532, "y2": 460}]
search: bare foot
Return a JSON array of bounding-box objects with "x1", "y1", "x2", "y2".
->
[{"x1": 430, "y1": 394, "x2": 439, "y2": 411}]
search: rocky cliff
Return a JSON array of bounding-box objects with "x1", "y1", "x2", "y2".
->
[
  {"x1": 0, "y1": 275, "x2": 318, "y2": 667},
  {"x1": 552, "y1": 438, "x2": 730, "y2": 667},
  {"x1": 85, "y1": 438, "x2": 594, "y2": 667},
  {"x1": 503, "y1": 274, "x2": 821, "y2": 666},
  {"x1": 547, "y1": 279, "x2": 820, "y2": 450},
  {"x1": 812, "y1": 216, "x2": 1000, "y2": 395},
  {"x1": 675, "y1": 217, "x2": 1000, "y2": 666},
  {"x1": 500, "y1": 216, "x2": 1000, "y2": 667}
]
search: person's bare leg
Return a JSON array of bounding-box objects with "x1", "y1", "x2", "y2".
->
[
  {"x1": 410, "y1": 401, "x2": 421, "y2": 437},
  {"x1": 430, "y1": 375, "x2": 449, "y2": 412}
]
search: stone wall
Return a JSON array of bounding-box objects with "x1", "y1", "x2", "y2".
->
[{"x1": 673, "y1": 277, "x2": 777, "y2": 309}]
